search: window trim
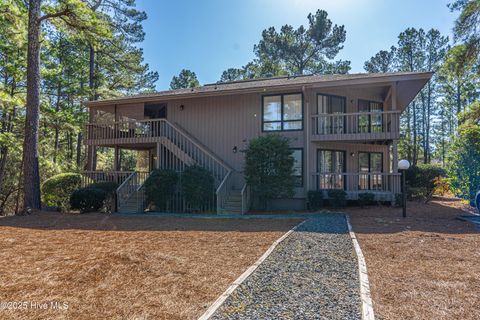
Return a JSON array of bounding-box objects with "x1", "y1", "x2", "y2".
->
[
  {"x1": 261, "y1": 92, "x2": 304, "y2": 132},
  {"x1": 290, "y1": 148, "x2": 304, "y2": 187}
]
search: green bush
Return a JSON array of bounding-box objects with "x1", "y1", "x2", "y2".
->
[
  {"x1": 244, "y1": 134, "x2": 295, "y2": 209},
  {"x1": 144, "y1": 169, "x2": 178, "y2": 210},
  {"x1": 86, "y1": 181, "x2": 118, "y2": 213},
  {"x1": 180, "y1": 166, "x2": 214, "y2": 211},
  {"x1": 69, "y1": 187, "x2": 106, "y2": 213},
  {"x1": 307, "y1": 190, "x2": 324, "y2": 210},
  {"x1": 327, "y1": 189, "x2": 347, "y2": 208},
  {"x1": 406, "y1": 164, "x2": 446, "y2": 201},
  {"x1": 87, "y1": 181, "x2": 118, "y2": 195},
  {"x1": 447, "y1": 121, "x2": 480, "y2": 203},
  {"x1": 358, "y1": 192, "x2": 375, "y2": 207},
  {"x1": 41, "y1": 173, "x2": 82, "y2": 211}
]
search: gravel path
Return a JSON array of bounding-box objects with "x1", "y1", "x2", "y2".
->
[{"x1": 211, "y1": 214, "x2": 361, "y2": 320}]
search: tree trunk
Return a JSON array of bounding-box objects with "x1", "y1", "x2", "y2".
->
[
  {"x1": 84, "y1": 45, "x2": 96, "y2": 170},
  {"x1": 53, "y1": 82, "x2": 61, "y2": 163},
  {"x1": 424, "y1": 82, "x2": 432, "y2": 164},
  {"x1": 22, "y1": 0, "x2": 42, "y2": 211},
  {"x1": 76, "y1": 132, "x2": 82, "y2": 169}
]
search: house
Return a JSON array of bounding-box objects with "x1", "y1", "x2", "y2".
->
[{"x1": 84, "y1": 72, "x2": 432, "y2": 213}]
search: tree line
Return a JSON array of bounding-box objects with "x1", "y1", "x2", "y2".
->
[{"x1": 0, "y1": 0, "x2": 157, "y2": 213}]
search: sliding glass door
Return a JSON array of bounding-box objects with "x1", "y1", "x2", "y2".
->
[
  {"x1": 358, "y1": 152, "x2": 383, "y2": 190},
  {"x1": 358, "y1": 100, "x2": 383, "y2": 133},
  {"x1": 317, "y1": 94, "x2": 346, "y2": 134},
  {"x1": 317, "y1": 150, "x2": 345, "y2": 189}
]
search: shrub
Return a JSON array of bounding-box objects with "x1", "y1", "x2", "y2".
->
[
  {"x1": 307, "y1": 190, "x2": 324, "y2": 210},
  {"x1": 327, "y1": 189, "x2": 347, "y2": 208},
  {"x1": 433, "y1": 176, "x2": 452, "y2": 196},
  {"x1": 447, "y1": 122, "x2": 480, "y2": 203},
  {"x1": 358, "y1": 192, "x2": 375, "y2": 207},
  {"x1": 41, "y1": 173, "x2": 82, "y2": 211},
  {"x1": 144, "y1": 169, "x2": 178, "y2": 210},
  {"x1": 87, "y1": 181, "x2": 118, "y2": 195},
  {"x1": 406, "y1": 164, "x2": 446, "y2": 201},
  {"x1": 180, "y1": 166, "x2": 214, "y2": 211},
  {"x1": 86, "y1": 181, "x2": 118, "y2": 213},
  {"x1": 69, "y1": 187, "x2": 106, "y2": 213},
  {"x1": 244, "y1": 134, "x2": 295, "y2": 209}
]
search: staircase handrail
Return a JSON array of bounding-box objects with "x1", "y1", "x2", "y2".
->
[
  {"x1": 241, "y1": 183, "x2": 251, "y2": 214},
  {"x1": 169, "y1": 120, "x2": 233, "y2": 173}
]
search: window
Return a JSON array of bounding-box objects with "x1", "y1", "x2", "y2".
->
[
  {"x1": 262, "y1": 93, "x2": 303, "y2": 131},
  {"x1": 291, "y1": 149, "x2": 303, "y2": 187},
  {"x1": 316, "y1": 94, "x2": 346, "y2": 134},
  {"x1": 317, "y1": 149, "x2": 346, "y2": 189},
  {"x1": 358, "y1": 152, "x2": 383, "y2": 190},
  {"x1": 358, "y1": 100, "x2": 383, "y2": 133}
]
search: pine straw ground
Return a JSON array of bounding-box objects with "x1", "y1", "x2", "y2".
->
[
  {"x1": 346, "y1": 199, "x2": 480, "y2": 320},
  {"x1": 0, "y1": 212, "x2": 301, "y2": 320}
]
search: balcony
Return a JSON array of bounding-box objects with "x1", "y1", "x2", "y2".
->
[
  {"x1": 311, "y1": 110, "x2": 400, "y2": 141},
  {"x1": 310, "y1": 172, "x2": 401, "y2": 201}
]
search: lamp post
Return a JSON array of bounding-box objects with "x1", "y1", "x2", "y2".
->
[{"x1": 398, "y1": 159, "x2": 410, "y2": 218}]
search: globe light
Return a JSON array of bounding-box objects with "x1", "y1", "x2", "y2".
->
[{"x1": 398, "y1": 159, "x2": 410, "y2": 171}]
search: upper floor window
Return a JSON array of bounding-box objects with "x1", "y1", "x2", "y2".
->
[{"x1": 262, "y1": 93, "x2": 303, "y2": 131}]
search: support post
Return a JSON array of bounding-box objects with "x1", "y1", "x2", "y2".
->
[
  {"x1": 156, "y1": 142, "x2": 161, "y2": 169},
  {"x1": 91, "y1": 145, "x2": 97, "y2": 171},
  {"x1": 114, "y1": 146, "x2": 120, "y2": 171},
  {"x1": 392, "y1": 140, "x2": 398, "y2": 173}
]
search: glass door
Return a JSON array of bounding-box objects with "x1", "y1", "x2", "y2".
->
[
  {"x1": 317, "y1": 150, "x2": 346, "y2": 189},
  {"x1": 358, "y1": 100, "x2": 383, "y2": 133},
  {"x1": 317, "y1": 94, "x2": 346, "y2": 134},
  {"x1": 358, "y1": 152, "x2": 383, "y2": 190}
]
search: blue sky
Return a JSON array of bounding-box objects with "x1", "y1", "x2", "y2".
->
[{"x1": 136, "y1": 0, "x2": 457, "y2": 90}]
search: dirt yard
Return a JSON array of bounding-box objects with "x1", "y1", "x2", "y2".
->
[
  {"x1": 346, "y1": 199, "x2": 480, "y2": 320},
  {"x1": 0, "y1": 212, "x2": 301, "y2": 320}
]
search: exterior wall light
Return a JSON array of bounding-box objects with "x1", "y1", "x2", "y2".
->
[
  {"x1": 179, "y1": 105, "x2": 185, "y2": 111},
  {"x1": 232, "y1": 146, "x2": 238, "y2": 153}
]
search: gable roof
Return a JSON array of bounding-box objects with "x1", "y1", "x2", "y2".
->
[{"x1": 85, "y1": 71, "x2": 433, "y2": 107}]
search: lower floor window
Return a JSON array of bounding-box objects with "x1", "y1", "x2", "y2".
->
[{"x1": 291, "y1": 149, "x2": 303, "y2": 187}]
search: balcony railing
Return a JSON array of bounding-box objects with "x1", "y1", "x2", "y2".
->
[
  {"x1": 311, "y1": 110, "x2": 400, "y2": 141},
  {"x1": 311, "y1": 172, "x2": 401, "y2": 195}
]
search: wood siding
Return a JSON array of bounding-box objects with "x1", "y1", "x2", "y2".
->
[{"x1": 86, "y1": 83, "x2": 400, "y2": 199}]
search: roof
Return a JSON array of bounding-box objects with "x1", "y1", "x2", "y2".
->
[{"x1": 85, "y1": 71, "x2": 433, "y2": 107}]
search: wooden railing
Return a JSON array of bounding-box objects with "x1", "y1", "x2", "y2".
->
[
  {"x1": 311, "y1": 111, "x2": 400, "y2": 140},
  {"x1": 116, "y1": 171, "x2": 149, "y2": 210},
  {"x1": 81, "y1": 171, "x2": 135, "y2": 187},
  {"x1": 241, "y1": 183, "x2": 251, "y2": 214},
  {"x1": 216, "y1": 170, "x2": 233, "y2": 214},
  {"x1": 86, "y1": 118, "x2": 231, "y2": 184},
  {"x1": 311, "y1": 172, "x2": 401, "y2": 195}
]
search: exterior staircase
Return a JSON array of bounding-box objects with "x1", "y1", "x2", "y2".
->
[
  {"x1": 221, "y1": 188, "x2": 243, "y2": 214},
  {"x1": 117, "y1": 188, "x2": 146, "y2": 213}
]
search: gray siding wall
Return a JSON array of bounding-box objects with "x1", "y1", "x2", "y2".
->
[{"x1": 89, "y1": 84, "x2": 393, "y2": 199}]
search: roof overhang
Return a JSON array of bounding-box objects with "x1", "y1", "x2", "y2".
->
[{"x1": 85, "y1": 72, "x2": 433, "y2": 109}]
